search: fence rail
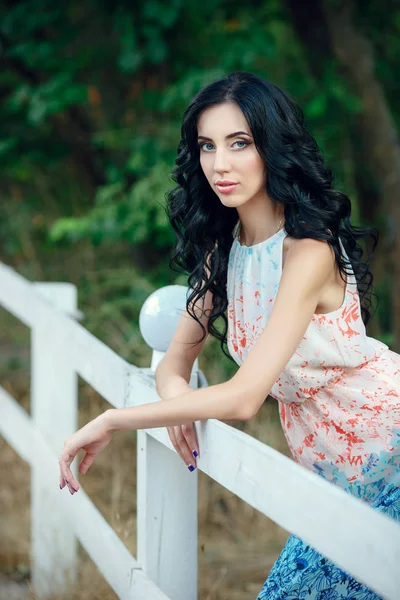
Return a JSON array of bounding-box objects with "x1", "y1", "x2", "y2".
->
[
  {"x1": 1, "y1": 261, "x2": 399, "y2": 600},
  {"x1": 0, "y1": 386, "x2": 170, "y2": 600}
]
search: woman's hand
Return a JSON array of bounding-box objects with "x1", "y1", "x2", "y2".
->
[
  {"x1": 58, "y1": 412, "x2": 113, "y2": 495},
  {"x1": 161, "y1": 382, "x2": 200, "y2": 472}
]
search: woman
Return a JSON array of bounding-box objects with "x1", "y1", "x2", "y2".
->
[{"x1": 58, "y1": 72, "x2": 400, "y2": 599}]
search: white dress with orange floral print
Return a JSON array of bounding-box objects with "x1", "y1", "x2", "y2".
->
[{"x1": 227, "y1": 224, "x2": 400, "y2": 505}]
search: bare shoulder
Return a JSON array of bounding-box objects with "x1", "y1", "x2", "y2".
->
[
  {"x1": 282, "y1": 235, "x2": 335, "y2": 271},
  {"x1": 282, "y1": 236, "x2": 345, "y2": 314}
]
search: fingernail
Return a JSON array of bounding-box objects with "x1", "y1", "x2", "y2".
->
[
  {"x1": 72, "y1": 487, "x2": 78, "y2": 492},
  {"x1": 59, "y1": 484, "x2": 62, "y2": 490},
  {"x1": 188, "y1": 465, "x2": 195, "y2": 472},
  {"x1": 192, "y1": 450, "x2": 198, "y2": 458}
]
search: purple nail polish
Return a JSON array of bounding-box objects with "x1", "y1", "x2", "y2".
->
[
  {"x1": 193, "y1": 450, "x2": 198, "y2": 457},
  {"x1": 188, "y1": 465, "x2": 195, "y2": 472},
  {"x1": 59, "y1": 484, "x2": 62, "y2": 490}
]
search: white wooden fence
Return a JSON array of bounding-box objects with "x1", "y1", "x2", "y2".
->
[{"x1": 0, "y1": 261, "x2": 399, "y2": 600}]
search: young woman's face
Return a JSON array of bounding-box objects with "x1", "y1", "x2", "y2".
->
[{"x1": 197, "y1": 101, "x2": 266, "y2": 205}]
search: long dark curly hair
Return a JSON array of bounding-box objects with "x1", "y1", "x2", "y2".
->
[{"x1": 166, "y1": 71, "x2": 378, "y2": 362}]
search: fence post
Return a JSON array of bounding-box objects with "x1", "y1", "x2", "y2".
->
[
  {"x1": 137, "y1": 286, "x2": 199, "y2": 600},
  {"x1": 30, "y1": 283, "x2": 78, "y2": 597}
]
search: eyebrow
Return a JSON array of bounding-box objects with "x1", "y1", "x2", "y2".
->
[{"x1": 197, "y1": 131, "x2": 252, "y2": 141}]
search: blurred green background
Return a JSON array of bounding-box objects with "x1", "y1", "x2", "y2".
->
[
  {"x1": 1, "y1": 1, "x2": 399, "y2": 598},
  {"x1": 1, "y1": 0, "x2": 399, "y2": 359}
]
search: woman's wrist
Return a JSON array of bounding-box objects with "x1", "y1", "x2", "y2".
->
[
  {"x1": 102, "y1": 408, "x2": 119, "y2": 433},
  {"x1": 102, "y1": 381, "x2": 195, "y2": 433}
]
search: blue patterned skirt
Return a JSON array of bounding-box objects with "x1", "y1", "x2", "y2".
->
[{"x1": 256, "y1": 485, "x2": 400, "y2": 600}]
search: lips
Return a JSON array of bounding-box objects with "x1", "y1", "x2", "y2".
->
[{"x1": 215, "y1": 182, "x2": 238, "y2": 195}]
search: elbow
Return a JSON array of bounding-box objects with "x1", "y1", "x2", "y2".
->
[
  {"x1": 226, "y1": 378, "x2": 265, "y2": 421},
  {"x1": 225, "y1": 383, "x2": 262, "y2": 421},
  {"x1": 235, "y1": 403, "x2": 259, "y2": 421}
]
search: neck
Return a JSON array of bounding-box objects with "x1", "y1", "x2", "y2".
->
[{"x1": 238, "y1": 212, "x2": 285, "y2": 246}]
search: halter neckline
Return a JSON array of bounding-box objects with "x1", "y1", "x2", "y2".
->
[{"x1": 234, "y1": 224, "x2": 286, "y2": 249}]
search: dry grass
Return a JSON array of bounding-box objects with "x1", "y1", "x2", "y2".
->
[{"x1": 0, "y1": 296, "x2": 291, "y2": 600}]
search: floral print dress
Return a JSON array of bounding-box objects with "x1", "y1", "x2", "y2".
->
[{"x1": 227, "y1": 223, "x2": 400, "y2": 599}]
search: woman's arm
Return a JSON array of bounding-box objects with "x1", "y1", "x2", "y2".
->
[
  {"x1": 58, "y1": 379, "x2": 243, "y2": 493},
  {"x1": 59, "y1": 237, "x2": 333, "y2": 493},
  {"x1": 105, "y1": 378, "x2": 245, "y2": 433},
  {"x1": 105, "y1": 237, "x2": 334, "y2": 432}
]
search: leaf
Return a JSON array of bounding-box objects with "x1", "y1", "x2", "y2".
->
[{"x1": 305, "y1": 93, "x2": 328, "y2": 118}]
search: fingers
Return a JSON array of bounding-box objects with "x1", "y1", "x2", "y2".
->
[
  {"x1": 167, "y1": 426, "x2": 180, "y2": 459},
  {"x1": 59, "y1": 447, "x2": 80, "y2": 494},
  {"x1": 59, "y1": 472, "x2": 65, "y2": 490},
  {"x1": 168, "y1": 424, "x2": 198, "y2": 471},
  {"x1": 175, "y1": 426, "x2": 196, "y2": 470},
  {"x1": 181, "y1": 423, "x2": 200, "y2": 459},
  {"x1": 79, "y1": 452, "x2": 95, "y2": 476}
]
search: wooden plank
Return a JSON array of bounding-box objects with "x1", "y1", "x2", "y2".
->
[
  {"x1": 0, "y1": 387, "x2": 171, "y2": 600},
  {"x1": 1, "y1": 263, "x2": 400, "y2": 598},
  {"x1": 30, "y1": 283, "x2": 78, "y2": 595},
  {"x1": 129, "y1": 388, "x2": 400, "y2": 599},
  {"x1": 137, "y1": 359, "x2": 198, "y2": 600},
  {"x1": 0, "y1": 262, "x2": 128, "y2": 408}
]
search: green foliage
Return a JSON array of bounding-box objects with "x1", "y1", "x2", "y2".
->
[
  {"x1": 1, "y1": 0, "x2": 398, "y2": 358},
  {"x1": 49, "y1": 162, "x2": 172, "y2": 246}
]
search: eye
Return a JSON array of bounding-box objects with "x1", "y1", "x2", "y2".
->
[
  {"x1": 199, "y1": 142, "x2": 214, "y2": 151},
  {"x1": 233, "y1": 140, "x2": 249, "y2": 149},
  {"x1": 198, "y1": 140, "x2": 251, "y2": 152}
]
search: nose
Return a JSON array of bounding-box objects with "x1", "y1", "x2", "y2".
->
[{"x1": 213, "y1": 148, "x2": 231, "y2": 174}]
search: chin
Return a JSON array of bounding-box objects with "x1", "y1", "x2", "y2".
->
[{"x1": 219, "y1": 197, "x2": 242, "y2": 206}]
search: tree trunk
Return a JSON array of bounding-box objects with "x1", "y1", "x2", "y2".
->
[
  {"x1": 321, "y1": 0, "x2": 400, "y2": 351},
  {"x1": 284, "y1": 0, "x2": 400, "y2": 349}
]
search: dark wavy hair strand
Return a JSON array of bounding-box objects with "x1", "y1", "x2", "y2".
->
[{"x1": 165, "y1": 71, "x2": 378, "y2": 363}]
